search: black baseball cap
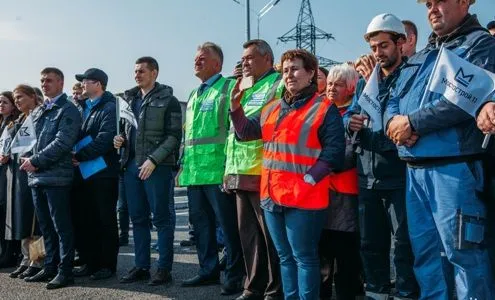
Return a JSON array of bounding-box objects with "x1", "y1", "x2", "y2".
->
[
  {"x1": 488, "y1": 20, "x2": 495, "y2": 30},
  {"x1": 75, "y1": 68, "x2": 108, "y2": 86}
]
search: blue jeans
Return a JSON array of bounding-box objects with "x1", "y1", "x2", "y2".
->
[
  {"x1": 264, "y1": 207, "x2": 325, "y2": 300},
  {"x1": 187, "y1": 185, "x2": 243, "y2": 284},
  {"x1": 407, "y1": 161, "x2": 495, "y2": 299},
  {"x1": 358, "y1": 188, "x2": 418, "y2": 297},
  {"x1": 124, "y1": 159, "x2": 175, "y2": 271},
  {"x1": 31, "y1": 186, "x2": 74, "y2": 275}
]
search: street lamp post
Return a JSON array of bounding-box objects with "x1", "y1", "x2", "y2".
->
[
  {"x1": 232, "y1": 0, "x2": 281, "y2": 41},
  {"x1": 257, "y1": 0, "x2": 281, "y2": 38},
  {"x1": 246, "y1": 0, "x2": 251, "y2": 41}
]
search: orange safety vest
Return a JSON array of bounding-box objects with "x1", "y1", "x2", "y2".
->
[
  {"x1": 328, "y1": 104, "x2": 359, "y2": 195},
  {"x1": 328, "y1": 169, "x2": 359, "y2": 195},
  {"x1": 260, "y1": 94, "x2": 332, "y2": 210}
]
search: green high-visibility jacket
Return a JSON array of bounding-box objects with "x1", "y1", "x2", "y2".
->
[
  {"x1": 224, "y1": 71, "x2": 283, "y2": 176},
  {"x1": 179, "y1": 76, "x2": 234, "y2": 186}
]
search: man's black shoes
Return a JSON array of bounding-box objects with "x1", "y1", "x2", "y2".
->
[
  {"x1": 120, "y1": 267, "x2": 150, "y2": 283},
  {"x1": 46, "y1": 273, "x2": 74, "y2": 290}
]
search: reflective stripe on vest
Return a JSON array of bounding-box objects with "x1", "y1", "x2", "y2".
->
[
  {"x1": 260, "y1": 94, "x2": 332, "y2": 209},
  {"x1": 179, "y1": 77, "x2": 232, "y2": 186}
]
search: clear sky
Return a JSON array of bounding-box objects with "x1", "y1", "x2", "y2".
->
[{"x1": 0, "y1": 0, "x2": 494, "y2": 102}]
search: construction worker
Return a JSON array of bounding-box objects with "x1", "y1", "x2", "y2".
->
[
  {"x1": 386, "y1": 0, "x2": 495, "y2": 298},
  {"x1": 224, "y1": 39, "x2": 283, "y2": 300},
  {"x1": 347, "y1": 13, "x2": 418, "y2": 300},
  {"x1": 178, "y1": 42, "x2": 244, "y2": 296}
]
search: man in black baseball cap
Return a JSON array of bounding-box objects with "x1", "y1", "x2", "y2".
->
[
  {"x1": 71, "y1": 66, "x2": 120, "y2": 281},
  {"x1": 75, "y1": 68, "x2": 108, "y2": 87},
  {"x1": 487, "y1": 20, "x2": 495, "y2": 36}
]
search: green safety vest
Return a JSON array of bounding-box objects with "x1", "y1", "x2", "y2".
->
[
  {"x1": 224, "y1": 72, "x2": 284, "y2": 176},
  {"x1": 178, "y1": 76, "x2": 234, "y2": 186}
]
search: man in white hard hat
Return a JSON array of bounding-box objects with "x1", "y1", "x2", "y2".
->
[
  {"x1": 346, "y1": 13, "x2": 419, "y2": 300},
  {"x1": 386, "y1": 0, "x2": 495, "y2": 298}
]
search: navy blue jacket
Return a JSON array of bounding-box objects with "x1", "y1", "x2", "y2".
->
[
  {"x1": 385, "y1": 14, "x2": 495, "y2": 160},
  {"x1": 29, "y1": 94, "x2": 82, "y2": 187},
  {"x1": 74, "y1": 91, "x2": 119, "y2": 179}
]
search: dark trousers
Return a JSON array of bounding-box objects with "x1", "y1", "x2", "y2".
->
[
  {"x1": 117, "y1": 173, "x2": 129, "y2": 240},
  {"x1": 358, "y1": 187, "x2": 418, "y2": 297},
  {"x1": 486, "y1": 177, "x2": 495, "y2": 279},
  {"x1": 319, "y1": 230, "x2": 364, "y2": 299},
  {"x1": 125, "y1": 160, "x2": 175, "y2": 270},
  {"x1": 187, "y1": 185, "x2": 243, "y2": 284},
  {"x1": 32, "y1": 186, "x2": 73, "y2": 275},
  {"x1": 236, "y1": 190, "x2": 281, "y2": 297},
  {"x1": 77, "y1": 177, "x2": 119, "y2": 272},
  {"x1": 71, "y1": 174, "x2": 86, "y2": 263}
]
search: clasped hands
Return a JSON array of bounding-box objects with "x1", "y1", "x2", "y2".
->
[{"x1": 386, "y1": 115, "x2": 419, "y2": 147}]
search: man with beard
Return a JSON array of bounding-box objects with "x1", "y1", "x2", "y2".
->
[{"x1": 346, "y1": 13, "x2": 418, "y2": 300}]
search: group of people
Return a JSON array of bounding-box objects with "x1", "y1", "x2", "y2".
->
[{"x1": 0, "y1": 0, "x2": 495, "y2": 299}]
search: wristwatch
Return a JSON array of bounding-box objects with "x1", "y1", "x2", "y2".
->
[{"x1": 303, "y1": 174, "x2": 316, "y2": 186}]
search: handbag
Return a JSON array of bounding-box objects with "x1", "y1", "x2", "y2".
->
[{"x1": 28, "y1": 213, "x2": 45, "y2": 261}]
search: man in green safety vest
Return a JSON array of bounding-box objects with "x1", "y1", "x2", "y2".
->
[
  {"x1": 224, "y1": 39, "x2": 283, "y2": 300},
  {"x1": 178, "y1": 42, "x2": 244, "y2": 296}
]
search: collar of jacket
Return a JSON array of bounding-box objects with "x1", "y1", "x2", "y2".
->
[
  {"x1": 39, "y1": 93, "x2": 68, "y2": 117},
  {"x1": 427, "y1": 14, "x2": 487, "y2": 47},
  {"x1": 50, "y1": 93, "x2": 68, "y2": 109},
  {"x1": 381, "y1": 59, "x2": 407, "y2": 88},
  {"x1": 124, "y1": 82, "x2": 173, "y2": 102},
  {"x1": 256, "y1": 68, "x2": 276, "y2": 83},
  {"x1": 281, "y1": 83, "x2": 318, "y2": 109},
  {"x1": 88, "y1": 91, "x2": 115, "y2": 111}
]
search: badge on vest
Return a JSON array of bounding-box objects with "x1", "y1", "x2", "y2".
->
[
  {"x1": 246, "y1": 93, "x2": 266, "y2": 107},
  {"x1": 200, "y1": 99, "x2": 215, "y2": 112}
]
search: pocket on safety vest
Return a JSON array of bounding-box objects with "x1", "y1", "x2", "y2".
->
[{"x1": 268, "y1": 172, "x2": 312, "y2": 206}]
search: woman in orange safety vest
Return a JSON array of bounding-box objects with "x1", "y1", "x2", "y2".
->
[{"x1": 229, "y1": 49, "x2": 345, "y2": 300}]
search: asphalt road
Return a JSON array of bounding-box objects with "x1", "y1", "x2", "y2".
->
[{"x1": 0, "y1": 197, "x2": 237, "y2": 300}]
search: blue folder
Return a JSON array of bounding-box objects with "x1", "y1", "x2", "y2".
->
[{"x1": 74, "y1": 136, "x2": 107, "y2": 180}]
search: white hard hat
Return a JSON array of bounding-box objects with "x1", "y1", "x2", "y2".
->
[
  {"x1": 364, "y1": 13, "x2": 406, "y2": 41},
  {"x1": 417, "y1": 0, "x2": 474, "y2": 3}
]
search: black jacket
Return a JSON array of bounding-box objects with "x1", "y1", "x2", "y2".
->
[
  {"x1": 120, "y1": 83, "x2": 182, "y2": 168},
  {"x1": 74, "y1": 91, "x2": 119, "y2": 179}
]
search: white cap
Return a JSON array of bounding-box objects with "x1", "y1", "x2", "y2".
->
[
  {"x1": 417, "y1": 0, "x2": 474, "y2": 3},
  {"x1": 364, "y1": 13, "x2": 406, "y2": 41}
]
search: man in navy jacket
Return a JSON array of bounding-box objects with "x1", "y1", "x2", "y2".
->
[
  {"x1": 72, "y1": 68, "x2": 119, "y2": 280},
  {"x1": 22, "y1": 67, "x2": 82, "y2": 289}
]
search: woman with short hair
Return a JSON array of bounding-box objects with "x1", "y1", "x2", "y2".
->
[
  {"x1": 230, "y1": 49, "x2": 345, "y2": 299},
  {"x1": 319, "y1": 64, "x2": 364, "y2": 299}
]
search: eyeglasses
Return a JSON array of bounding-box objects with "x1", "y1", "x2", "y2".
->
[{"x1": 82, "y1": 79, "x2": 98, "y2": 85}]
